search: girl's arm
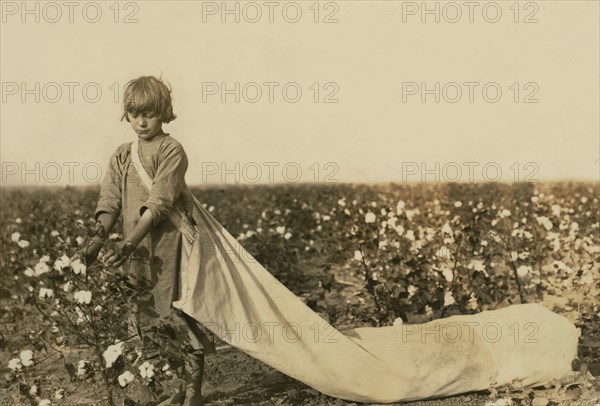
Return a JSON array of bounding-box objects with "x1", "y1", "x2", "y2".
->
[
  {"x1": 126, "y1": 209, "x2": 154, "y2": 246},
  {"x1": 105, "y1": 140, "x2": 187, "y2": 266},
  {"x1": 140, "y1": 142, "x2": 188, "y2": 226},
  {"x1": 80, "y1": 145, "x2": 125, "y2": 265}
]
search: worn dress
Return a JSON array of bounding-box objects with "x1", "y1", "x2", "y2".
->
[{"x1": 95, "y1": 133, "x2": 214, "y2": 353}]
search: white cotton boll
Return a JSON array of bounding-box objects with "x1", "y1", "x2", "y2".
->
[
  {"x1": 139, "y1": 361, "x2": 155, "y2": 379},
  {"x1": 103, "y1": 341, "x2": 124, "y2": 368},
  {"x1": 396, "y1": 200, "x2": 405, "y2": 214},
  {"x1": 62, "y1": 281, "x2": 73, "y2": 293},
  {"x1": 74, "y1": 290, "x2": 92, "y2": 305},
  {"x1": 8, "y1": 358, "x2": 22, "y2": 371},
  {"x1": 118, "y1": 371, "x2": 135, "y2": 387},
  {"x1": 425, "y1": 305, "x2": 433, "y2": 317},
  {"x1": 517, "y1": 265, "x2": 531, "y2": 277},
  {"x1": 353, "y1": 250, "x2": 363, "y2": 261},
  {"x1": 20, "y1": 350, "x2": 34, "y2": 367},
  {"x1": 442, "y1": 267, "x2": 454, "y2": 282},
  {"x1": 444, "y1": 291, "x2": 456, "y2": 306},
  {"x1": 11, "y1": 232, "x2": 21, "y2": 242},
  {"x1": 71, "y1": 259, "x2": 86, "y2": 275},
  {"x1": 35, "y1": 262, "x2": 50, "y2": 276},
  {"x1": 39, "y1": 288, "x2": 54, "y2": 299},
  {"x1": 54, "y1": 255, "x2": 71, "y2": 271},
  {"x1": 365, "y1": 212, "x2": 376, "y2": 223}
]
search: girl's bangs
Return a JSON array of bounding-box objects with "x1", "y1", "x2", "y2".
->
[
  {"x1": 123, "y1": 86, "x2": 160, "y2": 114},
  {"x1": 120, "y1": 76, "x2": 176, "y2": 122}
]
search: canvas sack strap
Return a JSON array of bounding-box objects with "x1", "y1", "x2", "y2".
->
[{"x1": 129, "y1": 141, "x2": 197, "y2": 244}]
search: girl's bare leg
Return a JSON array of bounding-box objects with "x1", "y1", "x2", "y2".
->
[{"x1": 182, "y1": 349, "x2": 204, "y2": 405}]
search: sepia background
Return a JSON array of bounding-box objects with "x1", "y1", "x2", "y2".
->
[{"x1": 1, "y1": 1, "x2": 598, "y2": 185}]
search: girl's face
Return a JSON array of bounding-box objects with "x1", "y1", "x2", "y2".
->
[{"x1": 127, "y1": 111, "x2": 164, "y2": 141}]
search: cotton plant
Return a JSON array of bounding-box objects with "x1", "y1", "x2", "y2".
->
[{"x1": 2, "y1": 216, "x2": 196, "y2": 406}]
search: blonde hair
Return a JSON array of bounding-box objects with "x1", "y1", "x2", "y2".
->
[{"x1": 121, "y1": 76, "x2": 177, "y2": 123}]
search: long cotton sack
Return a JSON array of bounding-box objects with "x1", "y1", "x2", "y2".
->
[{"x1": 171, "y1": 192, "x2": 579, "y2": 403}]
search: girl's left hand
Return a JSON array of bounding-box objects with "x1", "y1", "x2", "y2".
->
[{"x1": 102, "y1": 241, "x2": 136, "y2": 267}]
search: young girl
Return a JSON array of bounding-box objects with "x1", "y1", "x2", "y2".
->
[{"x1": 82, "y1": 75, "x2": 214, "y2": 405}]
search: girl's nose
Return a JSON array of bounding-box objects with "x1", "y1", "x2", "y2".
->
[{"x1": 138, "y1": 118, "x2": 147, "y2": 127}]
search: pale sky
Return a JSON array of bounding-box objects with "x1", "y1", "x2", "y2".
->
[{"x1": 1, "y1": 1, "x2": 598, "y2": 186}]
